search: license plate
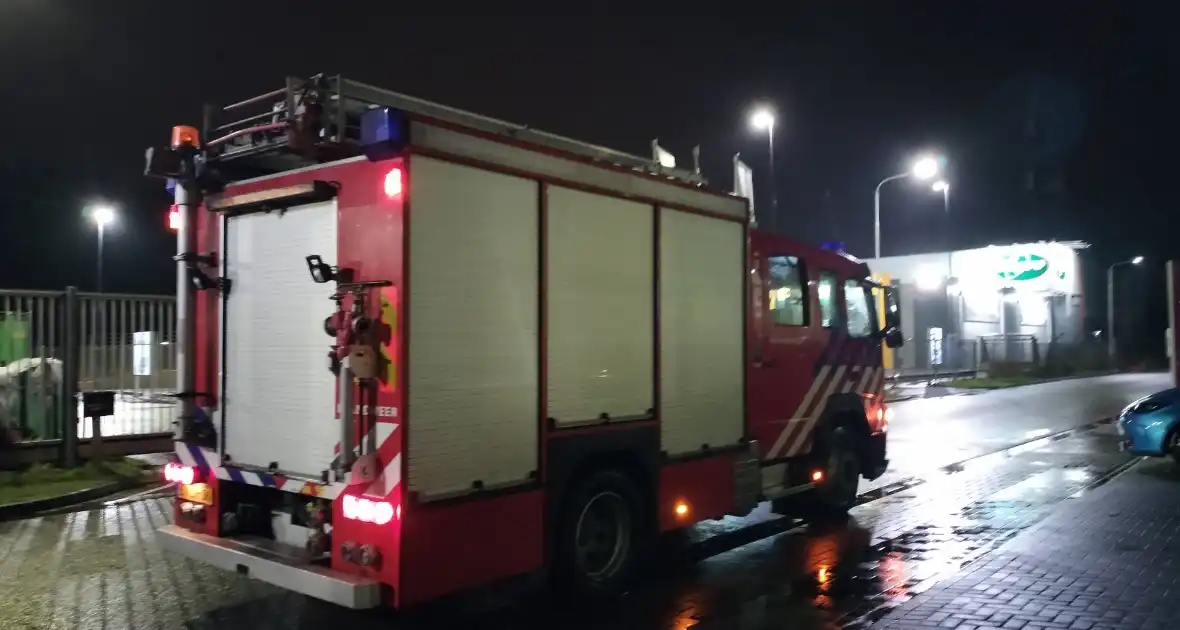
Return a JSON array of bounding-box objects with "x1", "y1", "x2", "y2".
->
[{"x1": 179, "y1": 483, "x2": 212, "y2": 505}]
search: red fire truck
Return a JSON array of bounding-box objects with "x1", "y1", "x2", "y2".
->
[{"x1": 146, "y1": 74, "x2": 903, "y2": 610}]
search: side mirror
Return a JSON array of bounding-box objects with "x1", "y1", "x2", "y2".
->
[
  {"x1": 884, "y1": 328, "x2": 904, "y2": 348},
  {"x1": 882, "y1": 285, "x2": 902, "y2": 331}
]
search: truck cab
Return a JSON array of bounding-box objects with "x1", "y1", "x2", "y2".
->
[{"x1": 748, "y1": 230, "x2": 899, "y2": 512}]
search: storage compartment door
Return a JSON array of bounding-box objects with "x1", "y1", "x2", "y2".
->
[
  {"x1": 659, "y1": 209, "x2": 745, "y2": 456},
  {"x1": 221, "y1": 200, "x2": 339, "y2": 478},
  {"x1": 407, "y1": 157, "x2": 539, "y2": 499},
  {"x1": 546, "y1": 186, "x2": 653, "y2": 426}
]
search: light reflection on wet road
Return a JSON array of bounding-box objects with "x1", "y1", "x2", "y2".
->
[
  {"x1": 0, "y1": 427, "x2": 1135, "y2": 629},
  {"x1": 869, "y1": 372, "x2": 1166, "y2": 491},
  {"x1": 0, "y1": 374, "x2": 1164, "y2": 629}
]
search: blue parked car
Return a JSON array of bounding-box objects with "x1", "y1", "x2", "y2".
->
[{"x1": 1117, "y1": 388, "x2": 1180, "y2": 463}]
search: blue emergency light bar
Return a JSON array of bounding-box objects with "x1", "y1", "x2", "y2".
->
[
  {"x1": 820, "y1": 241, "x2": 846, "y2": 253},
  {"x1": 361, "y1": 107, "x2": 409, "y2": 162}
]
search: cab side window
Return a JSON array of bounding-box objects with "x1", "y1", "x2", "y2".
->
[
  {"x1": 767, "y1": 255, "x2": 808, "y2": 326},
  {"x1": 843, "y1": 279, "x2": 874, "y2": 338},
  {"x1": 817, "y1": 271, "x2": 838, "y2": 328}
]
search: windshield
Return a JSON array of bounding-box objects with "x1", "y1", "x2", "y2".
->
[{"x1": 843, "y1": 280, "x2": 878, "y2": 338}]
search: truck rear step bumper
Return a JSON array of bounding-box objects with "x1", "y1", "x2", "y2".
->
[{"x1": 157, "y1": 525, "x2": 382, "y2": 609}]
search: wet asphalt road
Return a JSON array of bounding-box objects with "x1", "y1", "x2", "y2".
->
[{"x1": 0, "y1": 373, "x2": 1167, "y2": 629}]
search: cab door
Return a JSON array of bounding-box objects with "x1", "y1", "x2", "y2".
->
[{"x1": 747, "y1": 233, "x2": 828, "y2": 463}]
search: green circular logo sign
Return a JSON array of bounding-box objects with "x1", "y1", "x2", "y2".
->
[{"x1": 997, "y1": 253, "x2": 1049, "y2": 281}]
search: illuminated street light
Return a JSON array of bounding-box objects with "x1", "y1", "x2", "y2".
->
[
  {"x1": 748, "y1": 107, "x2": 778, "y2": 231},
  {"x1": 86, "y1": 204, "x2": 117, "y2": 292},
  {"x1": 750, "y1": 109, "x2": 775, "y2": 131},
  {"x1": 930, "y1": 180, "x2": 953, "y2": 288},
  {"x1": 1107, "y1": 255, "x2": 1147, "y2": 364},
  {"x1": 873, "y1": 153, "x2": 945, "y2": 258},
  {"x1": 90, "y1": 205, "x2": 115, "y2": 228},
  {"x1": 911, "y1": 155, "x2": 939, "y2": 180}
]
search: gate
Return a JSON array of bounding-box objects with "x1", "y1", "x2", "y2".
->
[{"x1": 0, "y1": 287, "x2": 176, "y2": 466}]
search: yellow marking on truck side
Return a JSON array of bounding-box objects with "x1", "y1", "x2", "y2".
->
[{"x1": 380, "y1": 287, "x2": 397, "y2": 390}]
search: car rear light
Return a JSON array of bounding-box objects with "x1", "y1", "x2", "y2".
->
[
  {"x1": 342, "y1": 495, "x2": 398, "y2": 525},
  {"x1": 164, "y1": 462, "x2": 199, "y2": 485}
]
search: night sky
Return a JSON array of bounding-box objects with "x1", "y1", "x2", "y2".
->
[{"x1": 0, "y1": 2, "x2": 1174, "y2": 359}]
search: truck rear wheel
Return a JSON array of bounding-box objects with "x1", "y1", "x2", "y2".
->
[{"x1": 555, "y1": 468, "x2": 648, "y2": 598}]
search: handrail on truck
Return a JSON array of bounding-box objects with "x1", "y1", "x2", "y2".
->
[{"x1": 200, "y1": 74, "x2": 707, "y2": 185}]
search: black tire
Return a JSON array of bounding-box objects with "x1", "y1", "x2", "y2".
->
[
  {"x1": 1168, "y1": 427, "x2": 1180, "y2": 467},
  {"x1": 554, "y1": 468, "x2": 649, "y2": 598},
  {"x1": 803, "y1": 426, "x2": 860, "y2": 521}
]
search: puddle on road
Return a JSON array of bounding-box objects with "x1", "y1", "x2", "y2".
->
[{"x1": 181, "y1": 436, "x2": 1137, "y2": 630}]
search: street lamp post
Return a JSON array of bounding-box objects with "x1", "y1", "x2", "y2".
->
[
  {"x1": 873, "y1": 155, "x2": 939, "y2": 259},
  {"x1": 1107, "y1": 255, "x2": 1144, "y2": 365},
  {"x1": 87, "y1": 205, "x2": 116, "y2": 292},
  {"x1": 932, "y1": 180, "x2": 951, "y2": 275},
  {"x1": 750, "y1": 108, "x2": 777, "y2": 232}
]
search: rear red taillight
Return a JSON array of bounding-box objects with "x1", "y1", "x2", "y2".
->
[
  {"x1": 168, "y1": 205, "x2": 181, "y2": 231},
  {"x1": 383, "y1": 167, "x2": 403, "y2": 198},
  {"x1": 342, "y1": 494, "x2": 398, "y2": 525},
  {"x1": 164, "y1": 462, "x2": 199, "y2": 485}
]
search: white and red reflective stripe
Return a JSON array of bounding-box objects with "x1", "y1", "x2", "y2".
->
[
  {"x1": 173, "y1": 423, "x2": 402, "y2": 501},
  {"x1": 782, "y1": 365, "x2": 847, "y2": 457},
  {"x1": 767, "y1": 365, "x2": 831, "y2": 459},
  {"x1": 855, "y1": 365, "x2": 876, "y2": 394},
  {"x1": 765, "y1": 364, "x2": 885, "y2": 460},
  {"x1": 363, "y1": 453, "x2": 402, "y2": 497}
]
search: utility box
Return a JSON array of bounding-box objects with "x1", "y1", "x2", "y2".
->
[{"x1": 0, "y1": 315, "x2": 30, "y2": 366}]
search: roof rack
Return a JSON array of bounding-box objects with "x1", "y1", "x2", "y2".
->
[{"x1": 201, "y1": 74, "x2": 706, "y2": 185}]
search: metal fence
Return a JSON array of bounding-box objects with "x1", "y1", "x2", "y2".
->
[
  {"x1": 979, "y1": 334, "x2": 1040, "y2": 365},
  {"x1": 891, "y1": 333, "x2": 1112, "y2": 382},
  {"x1": 1, "y1": 288, "x2": 176, "y2": 466}
]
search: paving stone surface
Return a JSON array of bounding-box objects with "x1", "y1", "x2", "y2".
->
[{"x1": 870, "y1": 457, "x2": 1180, "y2": 630}]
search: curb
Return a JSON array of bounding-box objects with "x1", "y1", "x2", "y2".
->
[
  {"x1": 0, "y1": 474, "x2": 157, "y2": 522},
  {"x1": 939, "y1": 370, "x2": 1127, "y2": 392},
  {"x1": 854, "y1": 416, "x2": 1116, "y2": 507}
]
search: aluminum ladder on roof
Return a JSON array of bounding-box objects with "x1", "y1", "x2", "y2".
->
[{"x1": 206, "y1": 74, "x2": 706, "y2": 186}]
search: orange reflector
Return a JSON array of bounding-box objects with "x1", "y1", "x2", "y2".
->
[
  {"x1": 171, "y1": 125, "x2": 200, "y2": 149},
  {"x1": 811, "y1": 470, "x2": 824, "y2": 482},
  {"x1": 674, "y1": 501, "x2": 690, "y2": 518}
]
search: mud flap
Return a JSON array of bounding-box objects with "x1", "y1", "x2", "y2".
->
[{"x1": 730, "y1": 440, "x2": 761, "y2": 517}]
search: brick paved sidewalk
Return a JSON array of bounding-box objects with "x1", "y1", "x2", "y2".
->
[{"x1": 872, "y1": 458, "x2": 1180, "y2": 630}]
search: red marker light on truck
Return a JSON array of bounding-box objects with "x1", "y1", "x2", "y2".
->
[
  {"x1": 168, "y1": 205, "x2": 181, "y2": 231},
  {"x1": 164, "y1": 462, "x2": 198, "y2": 485},
  {"x1": 343, "y1": 495, "x2": 397, "y2": 525},
  {"x1": 383, "y1": 167, "x2": 403, "y2": 198}
]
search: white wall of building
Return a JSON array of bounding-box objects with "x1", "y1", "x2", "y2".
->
[
  {"x1": 869, "y1": 242, "x2": 1082, "y2": 296},
  {"x1": 867, "y1": 241, "x2": 1087, "y2": 372}
]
